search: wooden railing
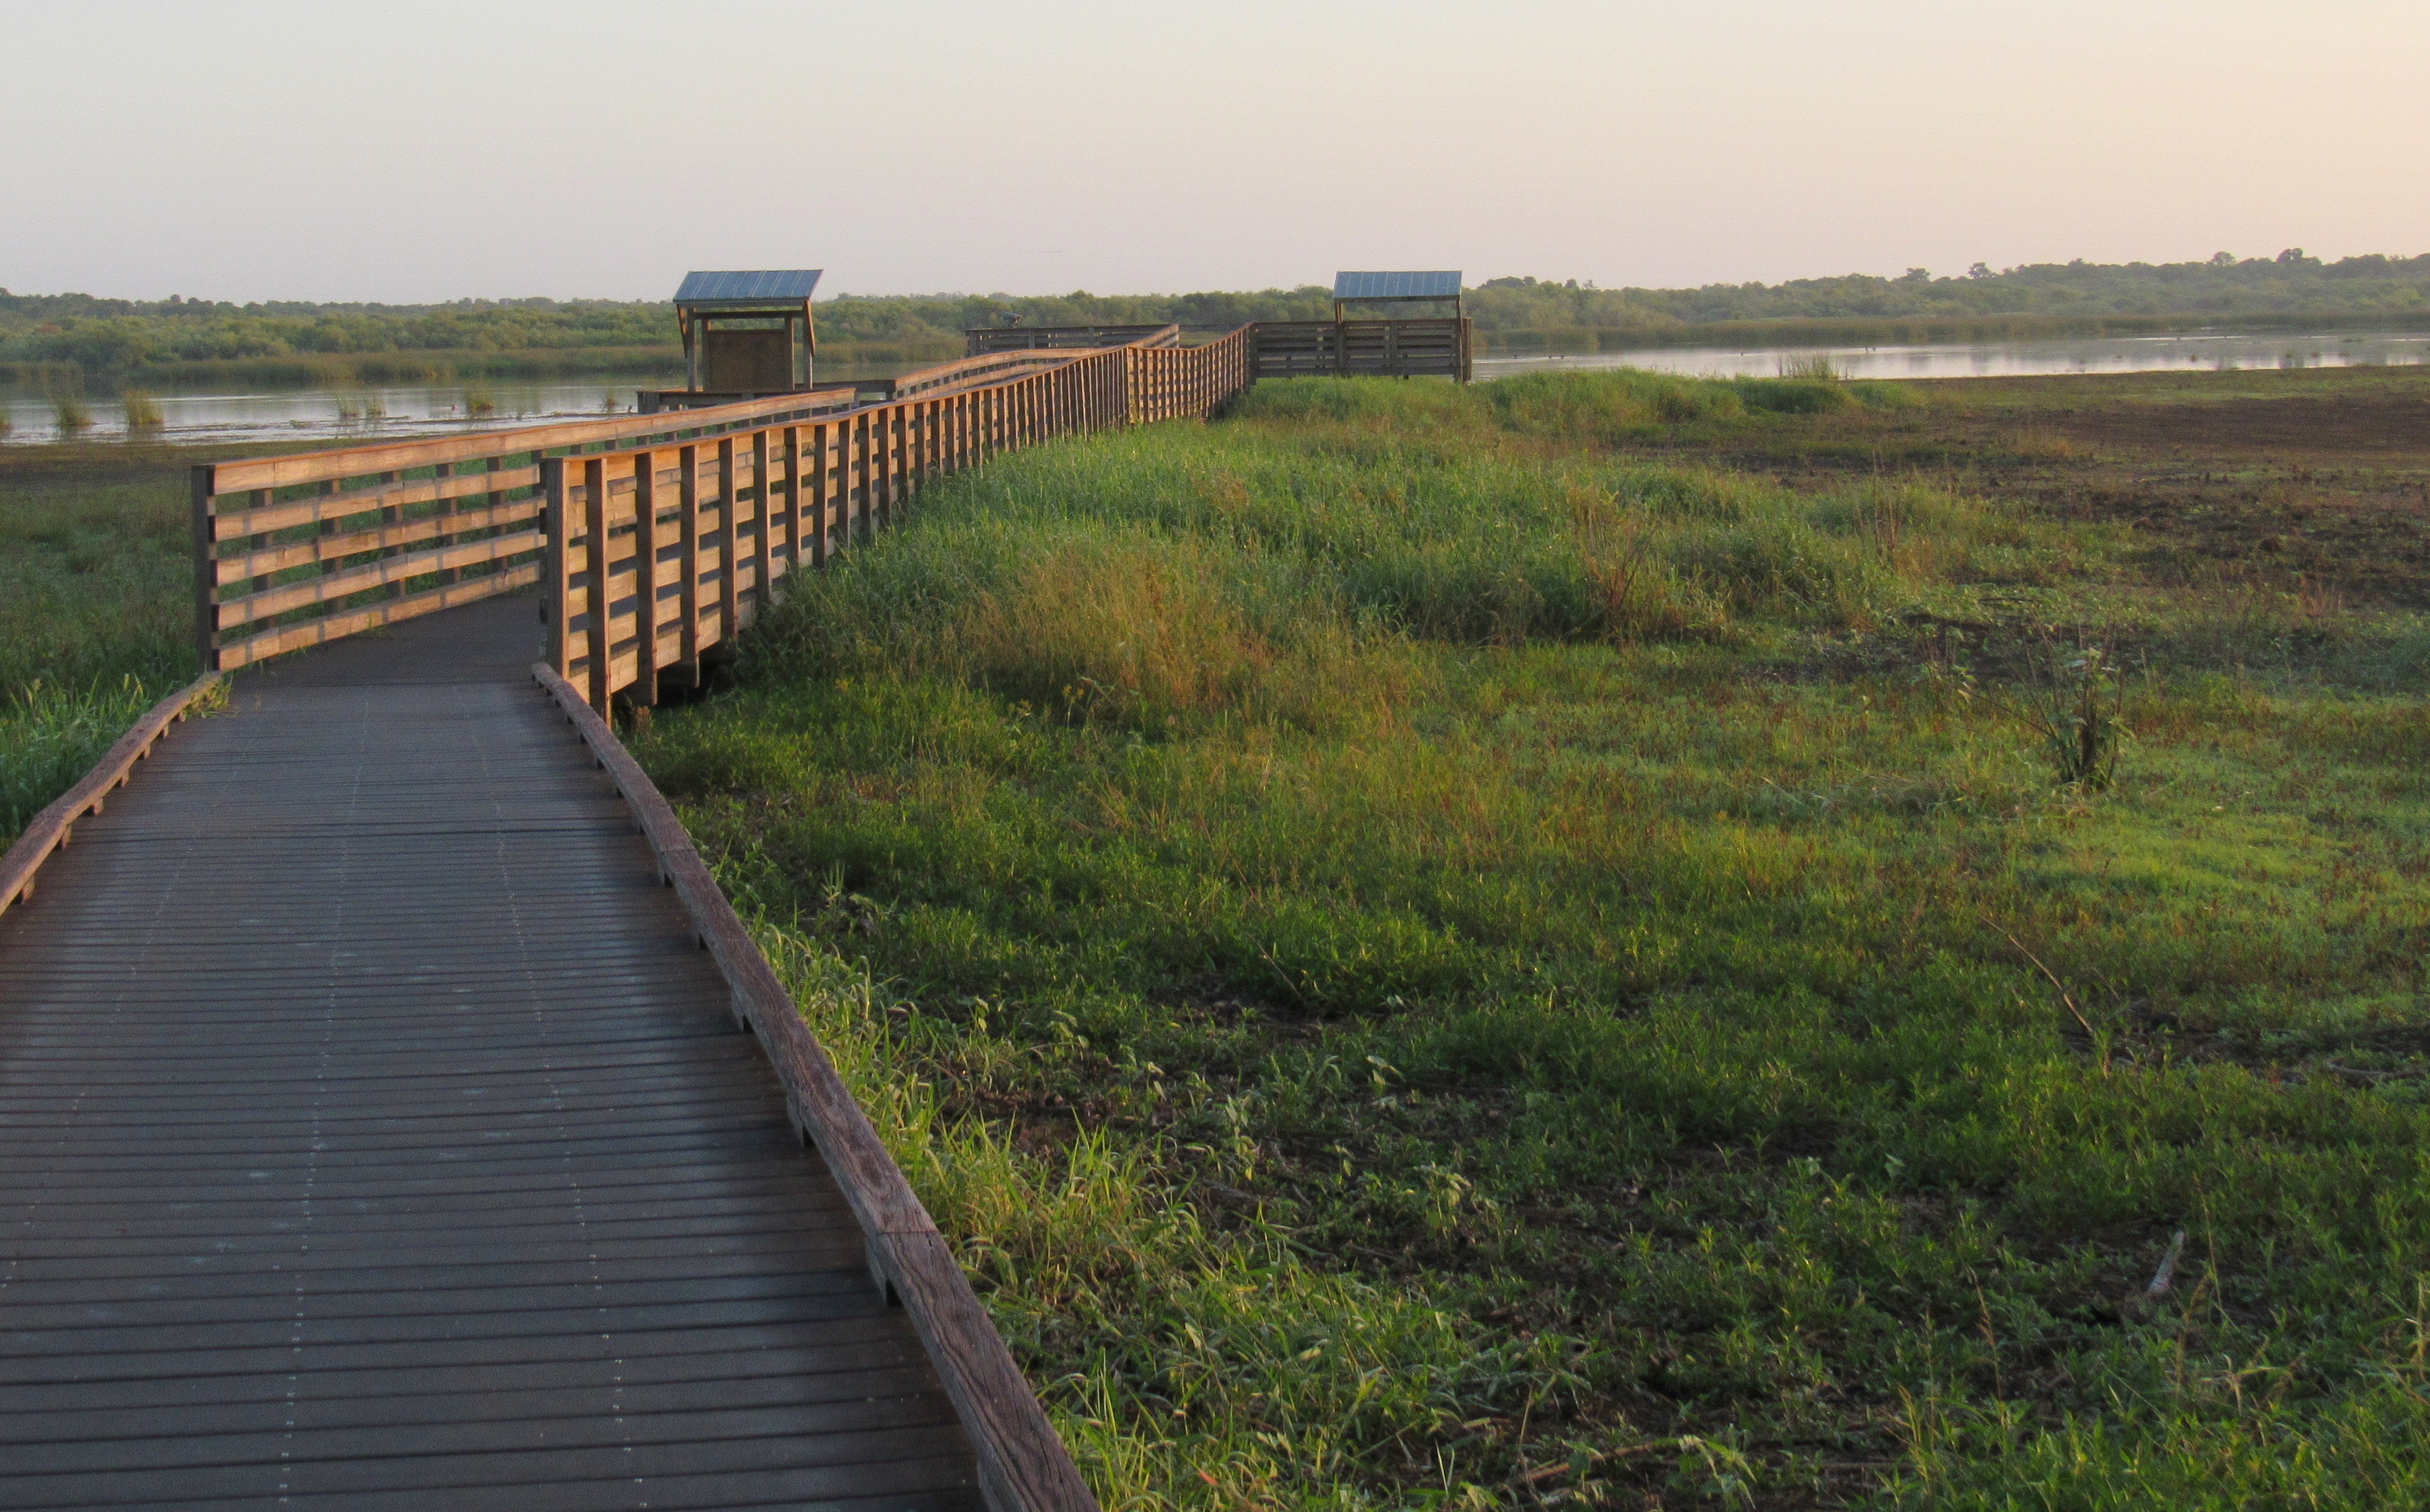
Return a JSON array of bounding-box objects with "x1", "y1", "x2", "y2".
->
[
  {"x1": 191, "y1": 391, "x2": 861, "y2": 672},
  {"x1": 189, "y1": 326, "x2": 1256, "y2": 691},
  {"x1": 1248, "y1": 318, "x2": 1472, "y2": 380},
  {"x1": 966, "y1": 322, "x2": 1185, "y2": 354},
  {"x1": 544, "y1": 326, "x2": 1251, "y2": 714}
]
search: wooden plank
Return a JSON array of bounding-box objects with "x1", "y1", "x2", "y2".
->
[
  {"x1": 751, "y1": 430, "x2": 774, "y2": 622},
  {"x1": 680, "y1": 443, "x2": 702, "y2": 668},
  {"x1": 716, "y1": 438, "x2": 739, "y2": 652},
  {"x1": 631, "y1": 452, "x2": 659, "y2": 707},
  {"x1": 189, "y1": 466, "x2": 219, "y2": 671},
  {"x1": 542, "y1": 459, "x2": 572, "y2": 674}
]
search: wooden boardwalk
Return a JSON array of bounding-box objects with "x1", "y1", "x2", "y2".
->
[{"x1": 0, "y1": 595, "x2": 983, "y2": 1511}]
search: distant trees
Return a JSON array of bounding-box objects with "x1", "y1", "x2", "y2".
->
[{"x1": 6, "y1": 251, "x2": 2429, "y2": 384}]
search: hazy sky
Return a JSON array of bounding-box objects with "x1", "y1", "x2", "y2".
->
[{"x1": 5, "y1": 0, "x2": 2426, "y2": 303}]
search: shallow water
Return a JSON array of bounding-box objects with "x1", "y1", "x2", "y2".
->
[
  {"x1": 0, "y1": 366, "x2": 906, "y2": 447},
  {"x1": 10, "y1": 331, "x2": 2427, "y2": 445},
  {"x1": 1476, "y1": 328, "x2": 2430, "y2": 383}
]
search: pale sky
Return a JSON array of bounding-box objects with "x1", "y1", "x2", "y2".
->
[{"x1": 4, "y1": 0, "x2": 2426, "y2": 303}]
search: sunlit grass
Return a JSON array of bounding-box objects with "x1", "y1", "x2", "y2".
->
[{"x1": 643, "y1": 371, "x2": 2430, "y2": 1508}]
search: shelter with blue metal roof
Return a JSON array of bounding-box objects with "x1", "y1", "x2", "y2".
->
[
  {"x1": 674, "y1": 269, "x2": 822, "y2": 394},
  {"x1": 1331, "y1": 271, "x2": 1463, "y2": 321}
]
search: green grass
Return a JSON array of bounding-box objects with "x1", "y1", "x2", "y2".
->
[
  {"x1": 634, "y1": 370, "x2": 2430, "y2": 1509},
  {"x1": 0, "y1": 448, "x2": 198, "y2": 838}
]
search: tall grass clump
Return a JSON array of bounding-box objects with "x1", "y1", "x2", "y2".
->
[
  {"x1": 0, "y1": 451, "x2": 199, "y2": 833},
  {"x1": 0, "y1": 677, "x2": 159, "y2": 840},
  {"x1": 1994, "y1": 635, "x2": 2134, "y2": 789},
  {"x1": 118, "y1": 389, "x2": 163, "y2": 432},
  {"x1": 1777, "y1": 351, "x2": 1842, "y2": 381},
  {"x1": 48, "y1": 384, "x2": 90, "y2": 437}
]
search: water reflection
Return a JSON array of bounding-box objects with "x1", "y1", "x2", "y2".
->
[
  {"x1": 0, "y1": 368, "x2": 901, "y2": 446},
  {"x1": 1476, "y1": 329, "x2": 2430, "y2": 382},
  {"x1": 9, "y1": 333, "x2": 2427, "y2": 444}
]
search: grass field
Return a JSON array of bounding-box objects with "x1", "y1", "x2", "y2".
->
[
  {"x1": 627, "y1": 365, "x2": 2430, "y2": 1509},
  {"x1": 6, "y1": 365, "x2": 2429, "y2": 1507},
  {"x1": 0, "y1": 445, "x2": 208, "y2": 839}
]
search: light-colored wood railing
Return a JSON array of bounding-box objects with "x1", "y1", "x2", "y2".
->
[
  {"x1": 189, "y1": 391, "x2": 862, "y2": 673},
  {"x1": 189, "y1": 321, "x2": 1468, "y2": 676},
  {"x1": 545, "y1": 326, "x2": 1252, "y2": 714}
]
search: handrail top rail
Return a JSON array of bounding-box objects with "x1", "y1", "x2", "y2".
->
[
  {"x1": 210, "y1": 323, "x2": 1242, "y2": 497},
  {"x1": 209, "y1": 389, "x2": 866, "y2": 494}
]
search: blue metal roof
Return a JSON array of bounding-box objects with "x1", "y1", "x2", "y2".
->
[
  {"x1": 1332, "y1": 270, "x2": 1462, "y2": 301},
  {"x1": 674, "y1": 269, "x2": 823, "y2": 304}
]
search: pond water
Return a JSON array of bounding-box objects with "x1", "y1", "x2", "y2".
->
[
  {"x1": 0, "y1": 379, "x2": 668, "y2": 446},
  {"x1": 1475, "y1": 328, "x2": 2430, "y2": 383},
  {"x1": 0, "y1": 366, "x2": 899, "y2": 447},
  {"x1": 9, "y1": 331, "x2": 2428, "y2": 444}
]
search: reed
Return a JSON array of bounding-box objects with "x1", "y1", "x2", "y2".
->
[
  {"x1": 47, "y1": 385, "x2": 90, "y2": 436},
  {"x1": 462, "y1": 387, "x2": 496, "y2": 418},
  {"x1": 117, "y1": 389, "x2": 164, "y2": 432}
]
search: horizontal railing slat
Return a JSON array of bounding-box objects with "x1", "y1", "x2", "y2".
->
[
  {"x1": 217, "y1": 530, "x2": 547, "y2": 629},
  {"x1": 211, "y1": 392, "x2": 863, "y2": 493},
  {"x1": 216, "y1": 563, "x2": 543, "y2": 671},
  {"x1": 215, "y1": 498, "x2": 544, "y2": 585}
]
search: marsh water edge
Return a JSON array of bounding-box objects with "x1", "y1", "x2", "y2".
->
[{"x1": 13, "y1": 327, "x2": 2430, "y2": 445}]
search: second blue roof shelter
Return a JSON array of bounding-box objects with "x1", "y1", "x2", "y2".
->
[{"x1": 1332, "y1": 271, "x2": 1464, "y2": 322}]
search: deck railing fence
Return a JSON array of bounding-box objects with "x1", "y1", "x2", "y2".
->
[{"x1": 191, "y1": 319, "x2": 1393, "y2": 704}]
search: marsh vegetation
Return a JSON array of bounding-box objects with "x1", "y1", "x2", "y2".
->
[
  {"x1": 8, "y1": 361, "x2": 2430, "y2": 1506},
  {"x1": 631, "y1": 364, "x2": 2430, "y2": 1509},
  {"x1": 0, "y1": 446, "x2": 201, "y2": 837}
]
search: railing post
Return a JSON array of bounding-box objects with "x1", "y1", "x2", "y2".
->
[
  {"x1": 188, "y1": 465, "x2": 220, "y2": 673},
  {"x1": 716, "y1": 439, "x2": 739, "y2": 649},
  {"x1": 679, "y1": 443, "x2": 702, "y2": 666},
  {"x1": 750, "y1": 429, "x2": 774, "y2": 624},
  {"x1": 809, "y1": 423, "x2": 831, "y2": 568},
  {"x1": 541, "y1": 457, "x2": 570, "y2": 676},
  {"x1": 779, "y1": 424, "x2": 803, "y2": 581},
  {"x1": 583, "y1": 457, "x2": 611, "y2": 716},
  {"x1": 631, "y1": 452, "x2": 659, "y2": 713}
]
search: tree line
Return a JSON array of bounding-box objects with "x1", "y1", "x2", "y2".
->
[{"x1": 6, "y1": 250, "x2": 2427, "y2": 384}]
